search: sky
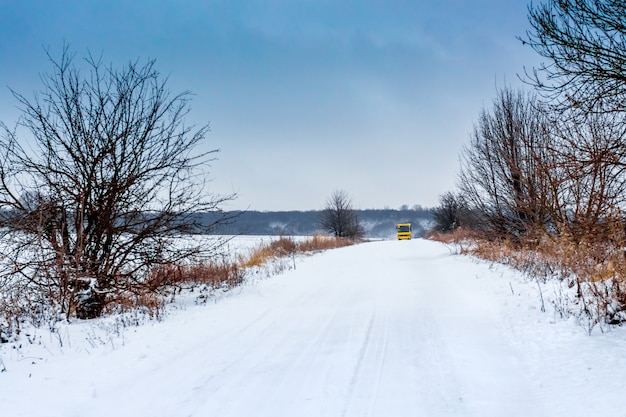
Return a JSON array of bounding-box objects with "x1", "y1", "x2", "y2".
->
[{"x1": 0, "y1": 0, "x2": 540, "y2": 211}]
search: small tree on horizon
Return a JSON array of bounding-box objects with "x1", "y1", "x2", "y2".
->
[{"x1": 319, "y1": 190, "x2": 364, "y2": 239}]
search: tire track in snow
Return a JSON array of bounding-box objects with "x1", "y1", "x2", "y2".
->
[
  {"x1": 341, "y1": 310, "x2": 390, "y2": 417},
  {"x1": 35, "y1": 239, "x2": 554, "y2": 417},
  {"x1": 341, "y1": 310, "x2": 376, "y2": 417}
]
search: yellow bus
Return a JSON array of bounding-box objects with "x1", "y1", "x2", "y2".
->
[{"x1": 396, "y1": 223, "x2": 412, "y2": 240}]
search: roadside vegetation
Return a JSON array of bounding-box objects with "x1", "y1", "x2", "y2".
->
[
  {"x1": 0, "y1": 44, "x2": 360, "y2": 344},
  {"x1": 429, "y1": 0, "x2": 626, "y2": 333},
  {"x1": 0, "y1": 45, "x2": 238, "y2": 326},
  {"x1": 239, "y1": 234, "x2": 355, "y2": 268},
  {"x1": 0, "y1": 234, "x2": 357, "y2": 343}
]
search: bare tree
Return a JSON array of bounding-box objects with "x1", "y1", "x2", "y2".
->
[
  {"x1": 319, "y1": 190, "x2": 364, "y2": 239},
  {"x1": 0, "y1": 46, "x2": 235, "y2": 319},
  {"x1": 520, "y1": 0, "x2": 626, "y2": 242},
  {"x1": 547, "y1": 110, "x2": 626, "y2": 242},
  {"x1": 458, "y1": 87, "x2": 555, "y2": 237},
  {"x1": 522, "y1": 0, "x2": 626, "y2": 112},
  {"x1": 431, "y1": 192, "x2": 471, "y2": 232},
  {"x1": 457, "y1": 85, "x2": 626, "y2": 244}
]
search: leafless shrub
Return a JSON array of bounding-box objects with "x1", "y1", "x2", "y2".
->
[
  {"x1": 34, "y1": 235, "x2": 355, "y2": 324},
  {"x1": 458, "y1": 87, "x2": 555, "y2": 238},
  {"x1": 544, "y1": 111, "x2": 626, "y2": 243},
  {"x1": 0, "y1": 45, "x2": 235, "y2": 321}
]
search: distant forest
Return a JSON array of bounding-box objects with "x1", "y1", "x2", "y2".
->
[{"x1": 201, "y1": 208, "x2": 433, "y2": 239}]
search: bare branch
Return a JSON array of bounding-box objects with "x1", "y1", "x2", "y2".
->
[{"x1": 0, "y1": 45, "x2": 236, "y2": 319}]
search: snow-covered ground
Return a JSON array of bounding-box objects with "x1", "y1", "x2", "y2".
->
[{"x1": 1, "y1": 238, "x2": 626, "y2": 417}]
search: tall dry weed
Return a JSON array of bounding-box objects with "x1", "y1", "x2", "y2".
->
[
  {"x1": 239, "y1": 234, "x2": 355, "y2": 268},
  {"x1": 0, "y1": 234, "x2": 357, "y2": 342},
  {"x1": 431, "y1": 227, "x2": 626, "y2": 331}
]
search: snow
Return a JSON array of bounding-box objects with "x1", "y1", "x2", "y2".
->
[{"x1": 2, "y1": 238, "x2": 626, "y2": 416}]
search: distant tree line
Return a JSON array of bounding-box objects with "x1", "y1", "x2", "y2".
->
[{"x1": 201, "y1": 206, "x2": 433, "y2": 238}]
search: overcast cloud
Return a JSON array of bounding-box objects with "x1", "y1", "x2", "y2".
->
[{"x1": 0, "y1": 0, "x2": 540, "y2": 210}]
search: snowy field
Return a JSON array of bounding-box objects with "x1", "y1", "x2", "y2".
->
[{"x1": 1, "y1": 238, "x2": 626, "y2": 417}]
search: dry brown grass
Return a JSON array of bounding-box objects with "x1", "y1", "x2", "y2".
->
[
  {"x1": 145, "y1": 261, "x2": 244, "y2": 290},
  {"x1": 0, "y1": 235, "x2": 358, "y2": 339},
  {"x1": 108, "y1": 235, "x2": 356, "y2": 316},
  {"x1": 426, "y1": 228, "x2": 480, "y2": 247},
  {"x1": 429, "y1": 228, "x2": 626, "y2": 329},
  {"x1": 464, "y1": 233, "x2": 626, "y2": 284},
  {"x1": 104, "y1": 291, "x2": 165, "y2": 318},
  {"x1": 97, "y1": 261, "x2": 246, "y2": 318},
  {"x1": 239, "y1": 234, "x2": 355, "y2": 268},
  {"x1": 297, "y1": 234, "x2": 355, "y2": 252}
]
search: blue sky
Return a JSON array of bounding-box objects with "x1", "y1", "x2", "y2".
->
[{"x1": 0, "y1": 0, "x2": 539, "y2": 211}]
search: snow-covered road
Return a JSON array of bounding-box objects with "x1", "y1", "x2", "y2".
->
[{"x1": 3, "y1": 239, "x2": 626, "y2": 416}]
